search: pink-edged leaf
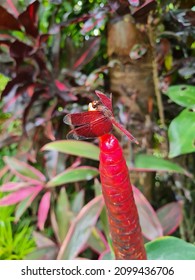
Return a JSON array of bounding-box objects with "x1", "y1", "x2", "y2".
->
[
  {"x1": 55, "y1": 188, "x2": 72, "y2": 243},
  {"x1": 14, "y1": 186, "x2": 42, "y2": 219},
  {"x1": 4, "y1": 156, "x2": 46, "y2": 183},
  {"x1": 0, "y1": 6, "x2": 21, "y2": 31},
  {"x1": 0, "y1": 166, "x2": 9, "y2": 179},
  {"x1": 133, "y1": 185, "x2": 163, "y2": 240},
  {"x1": 18, "y1": 0, "x2": 39, "y2": 37},
  {"x1": 50, "y1": 208, "x2": 61, "y2": 244},
  {"x1": 73, "y1": 37, "x2": 100, "y2": 69},
  {"x1": 33, "y1": 231, "x2": 56, "y2": 248},
  {"x1": 87, "y1": 227, "x2": 108, "y2": 254},
  {"x1": 37, "y1": 192, "x2": 51, "y2": 231},
  {"x1": 15, "y1": 186, "x2": 43, "y2": 222},
  {"x1": 46, "y1": 166, "x2": 99, "y2": 188},
  {"x1": 98, "y1": 249, "x2": 114, "y2": 260},
  {"x1": 25, "y1": 246, "x2": 58, "y2": 260},
  {"x1": 0, "y1": 182, "x2": 34, "y2": 192},
  {"x1": 6, "y1": 0, "x2": 19, "y2": 17},
  {"x1": 0, "y1": 186, "x2": 40, "y2": 206},
  {"x1": 57, "y1": 195, "x2": 104, "y2": 259},
  {"x1": 156, "y1": 202, "x2": 183, "y2": 236},
  {"x1": 42, "y1": 140, "x2": 99, "y2": 161}
]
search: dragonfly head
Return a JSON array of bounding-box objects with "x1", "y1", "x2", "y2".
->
[{"x1": 88, "y1": 100, "x2": 100, "y2": 111}]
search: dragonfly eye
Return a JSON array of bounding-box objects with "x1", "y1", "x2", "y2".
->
[{"x1": 92, "y1": 101, "x2": 99, "y2": 108}]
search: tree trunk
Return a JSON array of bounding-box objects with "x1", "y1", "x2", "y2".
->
[{"x1": 107, "y1": 14, "x2": 155, "y2": 200}]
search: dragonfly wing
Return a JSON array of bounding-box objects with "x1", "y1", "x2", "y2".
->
[
  {"x1": 64, "y1": 111, "x2": 104, "y2": 126},
  {"x1": 111, "y1": 118, "x2": 139, "y2": 144},
  {"x1": 95, "y1": 90, "x2": 113, "y2": 111},
  {"x1": 66, "y1": 117, "x2": 113, "y2": 140}
]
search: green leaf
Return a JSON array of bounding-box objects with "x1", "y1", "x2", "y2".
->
[
  {"x1": 166, "y1": 85, "x2": 195, "y2": 107},
  {"x1": 25, "y1": 247, "x2": 58, "y2": 260},
  {"x1": 87, "y1": 227, "x2": 107, "y2": 254},
  {"x1": 100, "y1": 250, "x2": 114, "y2": 260},
  {"x1": 0, "y1": 74, "x2": 10, "y2": 93},
  {"x1": 56, "y1": 188, "x2": 73, "y2": 242},
  {"x1": 134, "y1": 154, "x2": 187, "y2": 174},
  {"x1": 47, "y1": 167, "x2": 99, "y2": 188},
  {"x1": 72, "y1": 189, "x2": 85, "y2": 214},
  {"x1": 42, "y1": 140, "x2": 99, "y2": 161},
  {"x1": 57, "y1": 195, "x2": 104, "y2": 260},
  {"x1": 146, "y1": 236, "x2": 195, "y2": 260},
  {"x1": 168, "y1": 107, "x2": 195, "y2": 158}
]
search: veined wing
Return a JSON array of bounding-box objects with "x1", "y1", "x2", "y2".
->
[
  {"x1": 111, "y1": 118, "x2": 139, "y2": 144},
  {"x1": 64, "y1": 111, "x2": 104, "y2": 126},
  {"x1": 66, "y1": 117, "x2": 113, "y2": 140},
  {"x1": 95, "y1": 90, "x2": 113, "y2": 111}
]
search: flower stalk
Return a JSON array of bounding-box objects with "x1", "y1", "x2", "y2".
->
[{"x1": 99, "y1": 133, "x2": 147, "y2": 260}]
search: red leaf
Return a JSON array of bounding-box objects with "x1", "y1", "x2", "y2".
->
[
  {"x1": 10, "y1": 40, "x2": 33, "y2": 63},
  {"x1": 132, "y1": 0, "x2": 157, "y2": 22},
  {"x1": 1, "y1": 70, "x2": 33, "y2": 98},
  {"x1": 37, "y1": 192, "x2": 51, "y2": 231},
  {"x1": 0, "y1": 6, "x2": 21, "y2": 31},
  {"x1": 73, "y1": 38, "x2": 100, "y2": 70},
  {"x1": 0, "y1": 186, "x2": 41, "y2": 206},
  {"x1": 18, "y1": 0, "x2": 39, "y2": 37}
]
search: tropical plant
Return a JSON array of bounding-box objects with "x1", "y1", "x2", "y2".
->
[{"x1": 0, "y1": 0, "x2": 195, "y2": 260}]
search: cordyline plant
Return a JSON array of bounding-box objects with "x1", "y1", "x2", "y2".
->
[
  {"x1": 0, "y1": 90, "x2": 192, "y2": 259},
  {"x1": 64, "y1": 90, "x2": 146, "y2": 260},
  {"x1": 0, "y1": 0, "x2": 103, "y2": 155}
]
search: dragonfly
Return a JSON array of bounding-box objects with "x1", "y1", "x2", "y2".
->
[{"x1": 64, "y1": 90, "x2": 138, "y2": 144}]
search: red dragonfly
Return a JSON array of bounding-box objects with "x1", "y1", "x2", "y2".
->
[{"x1": 64, "y1": 90, "x2": 138, "y2": 144}]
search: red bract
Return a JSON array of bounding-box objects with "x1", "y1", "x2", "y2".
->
[
  {"x1": 64, "y1": 91, "x2": 146, "y2": 259},
  {"x1": 99, "y1": 134, "x2": 147, "y2": 260}
]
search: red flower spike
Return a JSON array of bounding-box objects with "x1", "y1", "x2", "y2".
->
[
  {"x1": 99, "y1": 134, "x2": 147, "y2": 260},
  {"x1": 65, "y1": 91, "x2": 144, "y2": 259}
]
